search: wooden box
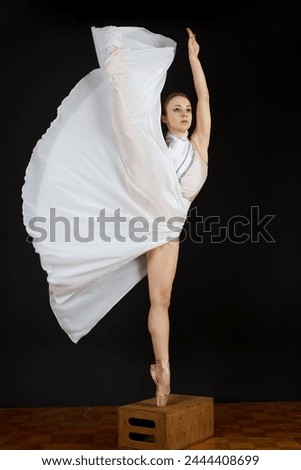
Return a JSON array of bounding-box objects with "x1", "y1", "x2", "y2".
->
[{"x1": 118, "y1": 394, "x2": 214, "y2": 450}]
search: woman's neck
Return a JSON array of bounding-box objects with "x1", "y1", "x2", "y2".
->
[{"x1": 166, "y1": 130, "x2": 188, "y2": 141}]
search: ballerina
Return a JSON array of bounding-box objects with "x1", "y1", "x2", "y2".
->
[
  {"x1": 22, "y1": 26, "x2": 210, "y2": 407},
  {"x1": 148, "y1": 28, "x2": 210, "y2": 406}
]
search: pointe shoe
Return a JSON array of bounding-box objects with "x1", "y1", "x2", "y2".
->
[{"x1": 150, "y1": 359, "x2": 170, "y2": 407}]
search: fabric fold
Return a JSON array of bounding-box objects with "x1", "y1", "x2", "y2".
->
[{"x1": 22, "y1": 26, "x2": 190, "y2": 343}]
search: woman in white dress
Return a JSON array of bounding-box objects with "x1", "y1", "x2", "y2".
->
[
  {"x1": 22, "y1": 26, "x2": 210, "y2": 407},
  {"x1": 149, "y1": 28, "x2": 210, "y2": 406}
]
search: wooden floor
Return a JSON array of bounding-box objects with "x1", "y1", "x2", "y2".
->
[{"x1": 0, "y1": 401, "x2": 301, "y2": 450}]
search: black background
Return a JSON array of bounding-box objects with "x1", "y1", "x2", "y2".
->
[{"x1": 1, "y1": 0, "x2": 300, "y2": 407}]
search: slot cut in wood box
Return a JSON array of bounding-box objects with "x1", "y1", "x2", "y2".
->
[{"x1": 118, "y1": 394, "x2": 214, "y2": 450}]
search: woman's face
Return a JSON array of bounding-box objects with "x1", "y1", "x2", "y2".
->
[{"x1": 162, "y1": 96, "x2": 192, "y2": 136}]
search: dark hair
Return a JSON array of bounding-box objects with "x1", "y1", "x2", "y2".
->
[{"x1": 161, "y1": 92, "x2": 191, "y2": 116}]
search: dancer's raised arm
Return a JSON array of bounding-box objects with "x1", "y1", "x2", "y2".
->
[{"x1": 186, "y1": 27, "x2": 211, "y2": 164}]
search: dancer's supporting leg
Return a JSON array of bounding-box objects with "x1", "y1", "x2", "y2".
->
[{"x1": 146, "y1": 239, "x2": 179, "y2": 406}]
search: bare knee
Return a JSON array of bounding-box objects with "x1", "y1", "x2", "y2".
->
[{"x1": 150, "y1": 287, "x2": 172, "y2": 311}]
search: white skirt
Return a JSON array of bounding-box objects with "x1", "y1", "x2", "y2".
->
[{"x1": 22, "y1": 26, "x2": 190, "y2": 343}]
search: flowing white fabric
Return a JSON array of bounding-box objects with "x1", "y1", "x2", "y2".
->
[{"x1": 22, "y1": 26, "x2": 194, "y2": 343}]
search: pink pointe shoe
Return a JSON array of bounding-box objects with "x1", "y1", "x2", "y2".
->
[{"x1": 150, "y1": 359, "x2": 170, "y2": 407}]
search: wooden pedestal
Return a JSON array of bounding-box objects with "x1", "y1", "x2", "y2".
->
[{"x1": 118, "y1": 394, "x2": 214, "y2": 450}]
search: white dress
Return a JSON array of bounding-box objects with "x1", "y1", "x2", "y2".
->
[
  {"x1": 22, "y1": 26, "x2": 207, "y2": 343},
  {"x1": 166, "y1": 131, "x2": 208, "y2": 200}
]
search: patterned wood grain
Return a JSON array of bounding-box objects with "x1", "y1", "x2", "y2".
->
[{"x1": 0, "y1": 401, "x2": 300, "y2": 450}]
